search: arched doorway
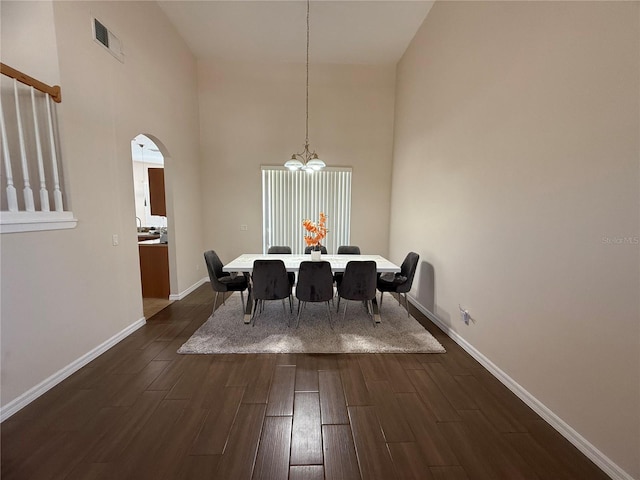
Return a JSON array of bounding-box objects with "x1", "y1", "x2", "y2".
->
[{"x1": 131, "y1": 134, "x2": 172, "y2": 318}]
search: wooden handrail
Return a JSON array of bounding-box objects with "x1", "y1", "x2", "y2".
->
[{"x1": 0, "y1": 63, "x2": 61, "y2": 103}]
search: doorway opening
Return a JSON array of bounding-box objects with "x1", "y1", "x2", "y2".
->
[{"x1": 131, "y1": 133, "x2": 172, "y2": 319}]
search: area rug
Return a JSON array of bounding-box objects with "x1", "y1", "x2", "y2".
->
[{"x1": 178, "y1": 293, "x2": 445, "y2": 354}]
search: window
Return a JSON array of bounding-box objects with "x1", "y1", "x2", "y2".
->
[{"x1": 262, "y1": 166, "x2": 352, "y2": 254}]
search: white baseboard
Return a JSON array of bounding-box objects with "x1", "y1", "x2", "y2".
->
[
  {"x1": 0, "y1": 317, "x2": 146, "y2": 423},
  {"x1": 410, "y1": 296, "x2": 634, "y2": 480},
  {"x1": 169, "y1": 277, "x2": 208, "y2": 301}
]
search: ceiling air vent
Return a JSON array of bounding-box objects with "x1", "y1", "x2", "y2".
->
[{"x1": 92, "y1": 16, "x2": 124, "y2": 63}]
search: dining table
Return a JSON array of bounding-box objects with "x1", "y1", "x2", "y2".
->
[{"x1": 223, "y1": 253, "x2": 401, "y2": 323}]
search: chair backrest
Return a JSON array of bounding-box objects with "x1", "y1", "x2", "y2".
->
[
  {"x1": 296, "y1": 261, "x2": 334, "y2": 303},
  {"x1": 268, "y1": 246, "x2": 292, "y2": 254},
  {"x1": 338, "y1": 260, "x2": 377, "y2": 301},
  {"x1": 337, "y1": 245, "x2": 360, "y2": 255},
  {"x1": 204, "y1": 250, "x2": 228, "y2": 292},
  {"x1": 304, "y1": 245, "x2": 328, "y2": 254},
  {"x1": 252, "y1": 259, "x2": 291, "y2": 301},
  {"x1": 396, "y1": 252, "x2": 420, "y2": 294}
]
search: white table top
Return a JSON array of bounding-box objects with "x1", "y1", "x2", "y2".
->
[{"x1": 223, "y1": 253, "x2": 400, "y2": 273}]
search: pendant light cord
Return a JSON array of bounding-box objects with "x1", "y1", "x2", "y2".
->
[
  {"x1": 285, "y1": 0, "x2": 325, "y2": 170},
  {"x1": 305, "y1": 0, "x2": 310, "y2": 145}
]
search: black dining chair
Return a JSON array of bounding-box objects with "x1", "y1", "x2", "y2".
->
[
  {"x1": 334, "y1": 245, "x2": 361, "y2": 288},
  {"x1": 304, "y1": 245, "x2": 328, "y2": 254},
  {"x1": 336, "y1": 260, "x2": 378, "y2": 325},
  {"x1": 203, "y1": 250, "x2": 248, "y2": 316},
  {"x1": 295, "y1": 261, "x2": 334, "y2": 329},
  {"x1": 267, "y1": 246, "x2": 292, "y2": 254},
  {"x1": 251, "y1": 259, "x2": 293, "y2": 325},
  {"x1": 377, "y1": 252, "x2": 419, "y2": 317},
  {"x1": 267, "y1": 246, "x2": 295, "y2": 286},
  {"x1": 337, "y1": 245, "x2": 360, "y2": 255}
]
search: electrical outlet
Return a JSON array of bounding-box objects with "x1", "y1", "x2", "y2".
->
[
  {"x1": 240, "y1": 224, "x2": 248, "y2": 231},
  {"x1": 112, "y1": 234, "x2": 119, "y2": 246}
]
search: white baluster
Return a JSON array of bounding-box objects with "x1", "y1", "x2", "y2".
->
[
  {"x1": 13, "y1": 79, "x2": 35, "y2": 211},
  {"x1": 45, "y1": 94, "x2": 63, "y2": 212},
  {"x1": 0, "y1": 95, "x2": 19, "y2": 212},
  {"x1": 31, "y1": 86, "x2": 49, "y2": 211}
]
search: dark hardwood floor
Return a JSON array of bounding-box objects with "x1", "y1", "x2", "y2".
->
[{"x1": 1, "y1": 285, "x2": 610, "y2": 480}]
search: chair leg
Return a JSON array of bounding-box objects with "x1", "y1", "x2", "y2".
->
[
  {"x1": 342, "y1": 300, "x2": 348, "y2": 322},
  {"x1": 240, "y1": 291, "x2": 245, "y2": 316},
  {"x1": 402, "y1": 293, "x2": 407, "y2": 316},
  {"x1": 326, "y1": 301, "x2": 333, "y2": 330},
  {"x1": 213, "y1": 291, "x2": 220, "y2": 316},
  {"x1": 296, "y1": 301, "x2": 304, "y2": 328},
  {"x1": 379, "y1": 291, "x2": 384, "y2": 308},
  {"x1": 251, "y1": 299, "x2": 259, "y2": 326},
  {"x1": 368, "y1": 300, "x2": 377, "y2": 327},
  {"x1": 336, "y1": 296, "x2": 341, "y2": 312}
]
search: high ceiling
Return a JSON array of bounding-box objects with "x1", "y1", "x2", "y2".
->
[{"x1": 158, "y1": 1, "x2": 434, "y2": 66}]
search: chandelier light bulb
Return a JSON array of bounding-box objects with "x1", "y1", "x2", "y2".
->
[
  {"x1": 306, "y1": 158, "x2": 325, "y2": 171},
  {"x1": 285, "y1": 157, "x2": 304, "y2": 170}
]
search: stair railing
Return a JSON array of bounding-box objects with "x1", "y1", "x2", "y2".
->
[{"x1": 1, "y1": 63, "x2": 76, "y2": 232}]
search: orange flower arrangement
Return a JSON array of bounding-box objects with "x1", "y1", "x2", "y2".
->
[{"x1": 302, "y1": 212, "x2": 328, "y2": 248}]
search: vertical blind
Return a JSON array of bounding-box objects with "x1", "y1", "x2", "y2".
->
[{"x1": 262, "y1": 166, "x2": 352, "y2": 254}]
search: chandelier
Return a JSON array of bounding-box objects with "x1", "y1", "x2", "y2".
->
[{"x1": 284, "y1": 0, "x2": 325, "y2": 172}]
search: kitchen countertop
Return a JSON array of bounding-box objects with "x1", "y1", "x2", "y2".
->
[
  {"x1": 137, "y1": 233, "x2": 161, "y2": 241},
  {"x1": 138, "y1": 239, "x2": 168, "y2": 246}
]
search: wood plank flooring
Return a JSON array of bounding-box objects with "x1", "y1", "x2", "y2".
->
[
  {"x1": 143, "y1": 297, "x2": 173, "y2": 320},
  {"x1": 1, "y1": 285, "x2": 610, "y2": 480}
]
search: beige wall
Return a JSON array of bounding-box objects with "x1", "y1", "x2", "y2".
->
[
  {"x1": 197, "y1": 60, "x2": 396, "y2": 261},
  {"x1": 3, "y1": 1, "x2": 637, "y2": 476},
  {"x1": 391, "y1": 2, "x2": 639, "y2": 477},
  {"x1": 1, "y1": 1, "x2": 203, "y2": 407}
]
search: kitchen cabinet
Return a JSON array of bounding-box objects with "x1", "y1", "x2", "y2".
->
[
  {"x1": 148, "y1": 167, "x2": 166, "y2": 216},
  {"x1": 139, "y1": 242, "x2": 169, "y2": 298}
]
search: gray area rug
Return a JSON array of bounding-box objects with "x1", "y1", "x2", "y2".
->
[{"x1": 178, "y1": 293, "x2": 445, "y2": 354}]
